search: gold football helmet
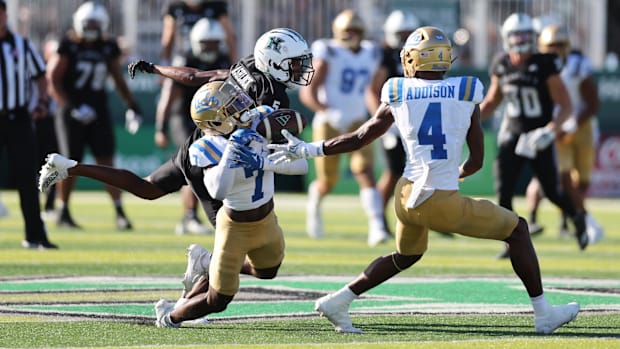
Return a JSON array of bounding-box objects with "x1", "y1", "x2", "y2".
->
[
  {"x1": 190, "y1": 81, "x2": 255, "y2": 135},
  {"x1": 400, "y1": 26, "x2": 452, "y2": 78},
  {"x1": 538, "y1": 24, "x2": 570, "y2": 60},
  {"x1": 332, "y1": 9, "x2": 365, "y2": 49}
]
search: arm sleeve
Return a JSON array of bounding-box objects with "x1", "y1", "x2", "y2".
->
[
  {"x1": 203, "y1": 145, "x2": 237, "y2": 200},
  {"x1": 266, "y1": 158, "x2": 308, "y2": 175}
]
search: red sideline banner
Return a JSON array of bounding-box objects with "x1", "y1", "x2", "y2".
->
[{"x1": 589, "y1": 133, "x2": 620, "y2": 197}]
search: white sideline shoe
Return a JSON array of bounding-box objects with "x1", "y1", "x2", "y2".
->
[
  {"x1": 175, "y1": 217, "x2": 212, "y2": 235},
  {"x1": 534, "y1": 302, "x2": 580, "y2": 334},
  {"x1": 306, "y1": 202, "x2": 324, "y2": 239},
  {"x1": 182, "y1": 244, "x2": 211, "y2": 295},
  {"x1": 367, "y1": 226, "x2": 390, "y2": 247},
  {"x1": 38, "y1": 153, "x2": 77, "y2": 192},
  {"x1": 315, "y1": 293, "x2": 362, "y2": 334},
  {"x1": 154, "y1": 299, "x2": 179, "y2": 328}
]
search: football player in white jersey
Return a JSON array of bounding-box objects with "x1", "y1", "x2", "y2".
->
[
  {"x1": 525, "y1": 24, "x2": 602, "y2": 242},
  {"x1": 268, "y1": 26, "x2": 580, "y2": 335},
  {"x1": 300, "y1": 8, "x2": 388, "y2": 246},
  {"x1": 155, "y1": 84, "x2": 309, "y2": 328}
]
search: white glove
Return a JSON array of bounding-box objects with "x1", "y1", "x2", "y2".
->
[
  {"x1": 267, "y1": 129, "x2": 324, "y2": 164},
  {"x1": 125, "y1": 108, "x2": 143, "y2": 135},
  {"x1": 71, "y1": 104, "x2": 97, "y2": 124},
  {"x1": 529, "y1": 127, "x2": 556, "y2": 150},
  {"x1": 515, "y1": 132, "x2": 536, "y2": 159},
  {"x1": 561, "y1": 117, "x2": 578, "y2": 134}
]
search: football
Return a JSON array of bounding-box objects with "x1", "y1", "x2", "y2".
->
[{"x1": 255, "y1": 108, "x2": 308, "y2": 143}]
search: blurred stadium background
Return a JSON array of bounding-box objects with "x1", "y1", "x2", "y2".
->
[{"x1": 1, "y1": 0, "x2": 619, "y2": 197}]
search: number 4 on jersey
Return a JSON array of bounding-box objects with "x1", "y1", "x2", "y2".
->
[{"x1": 417, "y1": 102, "x2": 447, "y2": 159}]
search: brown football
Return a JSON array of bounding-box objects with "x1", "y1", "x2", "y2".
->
[{"x1": 255, "y1": 108, "x2": 308, "y2": 143}]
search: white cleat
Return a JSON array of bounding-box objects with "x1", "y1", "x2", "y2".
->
[
  {"x1": 175, "y1": 217, "x2": 213, "y2": 235},
  {"x1": 367, "y1": 227, "x2": 391, "y2": 247},
  {"x1": 306, "y1": 202, "x2": 324, "y2": 239},
  {"x1": 182, "y1": 244, "x2": 211, "y2": 294},
  {"x1": 315, "y1": 294, "x2": 362, "y2": 334},
  {"x1": 585, "y1": 214, "x2": 604, "y2": 244},
  {"x1": 534, "y1": 302, "x2": 580, "y2": 334},
  {"x1": 182, "y1": 317, "x2": 210, "y2": 327},
  {"x1": 154, "y1": 299, "x2": 179, "y2": 328},
  {"x1": 38, "y1": 153, "x2": 77, "y2": 192}
]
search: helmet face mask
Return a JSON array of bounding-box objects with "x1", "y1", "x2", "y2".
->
[
  {"x1": 254, "y1": 28, "x2": 315, "y2": 89},
  {"x1": 73, "y1": 1, "x2": 109, "y2": 42},
  {"x1": 501, "y1": 13, "x2": 535, "y2": 54},
  {"x1": 190, "y1": 81, "x2": 254, "y2": 135},
  {"x1": 400, "y1": 26, "x2": 452, "y2": 78}
]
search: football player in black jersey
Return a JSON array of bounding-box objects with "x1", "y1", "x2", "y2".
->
[
  {"x1": 366, "y1": 10, "x2": 418, "y2": 236},
  {"x1": 47, "y1": 1, "x2": 144, "y2": 231},
  {"x1": 479, "y1": 13, "x2": 587, "y2": 254},
  {"x1": 155, "y1": 18, "x2": 231, "y2": 236},
  {"x1": 160, "y1": 0, "x2": 237, "y2": 66}
]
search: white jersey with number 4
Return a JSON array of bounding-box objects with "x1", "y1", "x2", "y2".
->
[{"x1": 381, "y1": 76, "x2": 484, "y2": 192}]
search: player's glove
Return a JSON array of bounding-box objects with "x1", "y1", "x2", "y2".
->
[
  {"x1": 229, "y1": 128, "x2": 263, "y2": 146},
  {"x1": 529, "y1": 127, "x2": 556, "y2": 150},
  {"x1": 237, "y1": 105, "x2": 274, "y2": 125},
  {"x1": 125, "y1": 108, "x2": 143, "y2": 135},
  {"x1": 70, "y1": 104, "x2": 97, "y2": 124},
  {"x1": 127, "y1": 60, "x2": 156, "y2": 79},
  {"x1": 229, "y1": 145, "x2": 264, "y2": 171},
  {"x1": 267, "y1": 130, "x2": 324, "y2": 164}
]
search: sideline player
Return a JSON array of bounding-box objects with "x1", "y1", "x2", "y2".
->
[
  {"x1": 300, "y1": 9, "x2": 387, "y2": 246},
  {"x1": 478, "y1": 13, "x2": 587, "y2": 255},
  {"x1": 268, "y1": 26, "x2": 580, "y2": 335}
]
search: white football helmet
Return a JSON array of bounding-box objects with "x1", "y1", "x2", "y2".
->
[
  {"x1": 383, "y1": 10, "x2": 419, "y2": 49},
  {"x1": 254, "y1": 28, "x2": 315, "y2": 90},
  {"x1": 73, "y1": 1, "x2": 109, "y2": 41},
  {"x1": 190, "y1": 18, "x2": 225, "y2": 63},
  {"x1": 190, "y1": 81, "x2": 255, "y2": 135},
  {"x1": 501, "y1": 13, "x2": 536, "y2": 54}
]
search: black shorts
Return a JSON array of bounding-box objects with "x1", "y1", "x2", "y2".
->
[{"x1": 55, "y1": 106, "x2": 115, "y2": 161}]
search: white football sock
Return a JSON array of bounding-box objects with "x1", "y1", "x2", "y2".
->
[
  {"x1": 334, "y1": 286, "x2": 358, "y2": 304},
  {"x1": 531, "y1": 293, "x2": 552, "y2": 316},
  {"x1": 360, "y1": 187, "x2": 386, "y2": 229}
]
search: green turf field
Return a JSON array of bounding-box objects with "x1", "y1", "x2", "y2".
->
[{"x1": 0, "y1": 191, "x2": 618, "y2": 348}]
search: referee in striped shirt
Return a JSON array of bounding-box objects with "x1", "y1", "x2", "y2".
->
[{"x1": 0, "y1": 0, "x2": 57, "y2": 249}]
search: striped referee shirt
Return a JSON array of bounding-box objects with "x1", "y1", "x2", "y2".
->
[{"x1": 0, "y1": 30, "x2": 46, "y2": 112}]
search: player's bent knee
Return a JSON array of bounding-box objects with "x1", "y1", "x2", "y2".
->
[
  {"x1": 506, "y1": 217, "x2": 529, "y2": 242},
  {"x1": 208, "y1": 292, "x2": 234, "y2": 313}
]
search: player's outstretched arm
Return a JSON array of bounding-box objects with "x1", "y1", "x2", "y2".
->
[
  {"x1": 70, "y1": 165, "x2": 167, "y2": 200},
  {"x1": 128, "y1": 60, "x2": 229, "y2": 87}
]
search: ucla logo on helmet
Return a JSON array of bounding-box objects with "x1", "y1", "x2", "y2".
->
[
  {"x1": 435, "y1": 34, "x2": 444, "y2": 40},
  {"x1": 195, "y1": 95, "x2": 220, "y2": 114}
]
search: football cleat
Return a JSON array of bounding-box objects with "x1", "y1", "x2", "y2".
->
[
  {"x1": 116, "y1": 214, "x2": 133, "y2": 231},
  {"x1": 175, "y1": 217, "x2": 212, "y2": 235},
  {"x1": 22, "y1": 239, "x2": 59, "y2": 250},
  {"x1": 534, "y1": 302, "x2": 580, "y2": 334},
  {"x1": 57, "y1": 210, "x2": 82, "y2": 229},
  {"x1": 315, "y1": 293, "x2": 362, "y2": 334},
  {"x1": 528, "y1": 222, "x2": 544, "y2": 236},
  {"x1": 367, "y1": 225, "x2": 391, "y2": 247},
  {"x1": 38, "y1": 153, "x2": 77, "y2": 192},
  {"x1": 182, "y1": 244, "x2": 211, "y2": 295},
  {"x1": 154, "y1": 299, "x2": 179, "y2": 328}
]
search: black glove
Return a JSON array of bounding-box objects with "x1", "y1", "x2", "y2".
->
[{"x1": 128, "y1": 60, "x2": 156, "y2": 79}]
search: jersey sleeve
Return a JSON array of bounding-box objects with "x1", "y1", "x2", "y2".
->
[
  {"x1": 456, "y1": 76, "x2": 484, "y2": 104},
  {"x1": 489, "y1": 52, "x2": 506, "y2": 77},
  {"x1": 577, "y1": 55, "x2": 593, "y2": 79},
  {"x1": 380, "y1": 77, "x2": 404, "y2": 104},
  {"x1": 57, "y1": 38, "x2": 72, "y2": 56},
  {"x1": 188, "y1": 136, "x2": 225, "y2": 167},
  {"x1": 311, "y1": 39, "x2": 330, "y2": 61},
  {"x1": 540, "y1": 53, "x2": 561, "y2": 80}
]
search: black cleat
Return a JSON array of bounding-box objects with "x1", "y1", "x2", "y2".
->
[
  {"x1": 22, "y1": 239, "x2": 59, "y2": 250},
  {"x1": 57, "y1": 211, "x2": 82, "y2": 229}
]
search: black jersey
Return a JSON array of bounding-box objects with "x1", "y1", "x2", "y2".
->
[
  {"x1": 490, "y1": 52, "x2": 561, "y2": 133},
  {"x1": 226, "y1": 55, "x2": 290, "y2": 110},
  {"x1": 57, "y1": 37, "x2": 120, "y2": 105},
  {"x1": 175, "y1": 52, "x2": 231, "y2": 119},
  {"x1": 164, "y1": 1, "x2": 228, "y2": 57},
  {"x1": 380, "y1": 46, "x2": 404, "y2": 78}
]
